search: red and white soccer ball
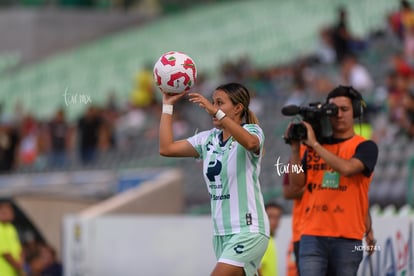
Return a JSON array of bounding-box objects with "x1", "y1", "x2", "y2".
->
[{"x1": 153, "y1": 51, "x2": 197, "y2": 94}]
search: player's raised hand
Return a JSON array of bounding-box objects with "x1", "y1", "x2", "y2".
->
[
  {"x1": 162, "y1": 89, "x2": 187, "y2": 105},
  {"x1": 188, "y1": 92, "x2": 216, "y2": 115}
]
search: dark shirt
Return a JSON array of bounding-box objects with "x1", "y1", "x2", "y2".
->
[
  {"x1": 49, "y1": 121, "x2": 68, "y2": 151},
  {"x1": 77, "y1": 116, "x2": 102, "y2": 149}
]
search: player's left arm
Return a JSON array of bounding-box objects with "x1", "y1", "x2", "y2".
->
[
  {"x1": 220, "y1": 119, "x2": 261, "y2": 153},
  {"x1": 188, "y1": 92, "x2": 260, "y2": 153}
]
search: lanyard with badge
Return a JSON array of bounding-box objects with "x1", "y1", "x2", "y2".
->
[{"x1": 321, "y1": 144, "x2": 340, "y2": 189}]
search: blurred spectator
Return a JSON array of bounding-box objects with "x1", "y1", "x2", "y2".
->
[
  {"x1": 18, "y1": 114, "x2": 39, "y2": 167},
  {"x1": 40, "y1": 244, "x2": 62, "y2": 276},
  {"x1": 390, "y1": 51, "x2": 414, "y2": 78},
  {"x1": 114, "y1": 104, "x2": 147, "y2": 150},
  {"x1": 98, "y1": 120, "x2": 115, "y2": 152},
  {"x1": 403, "y1": 18, "x2": 414, "y2": 63},
  {"x1": 171, "y1": 111, "x2": 190, "y2": 139},
  {"x1": 402, "y1": 87, "x2": 414, "y2": 138},
  {"x1": 26, "y1": 246, "x2": 44, "y2": 276},
  {"x1": 330, "y1": 6, "x2": 366, "y2": 63},
  {"x1": 401, "y1": 0, "x2": 414, "y2": 38},
  {"x1": 340, "y1": 54, "x2": 374, "y2": 93},
  {"x1": 387, "y1": 0, "x2": 408, "y2": 40},
  {"x1": 258, "y1": 202, "x2": 283, "y2": 276},
  {"x1": 25, "y1": 243, "x2": 62, "y2": 276},
  {"x1": 48, "y1": 109, "x2": 71, "y2": 168},
  {"x1": 249, "y1": 90, "x2": 265, "y2": 119},
  {"x1": 143, "y1": 104, "x2": 192, "y2": 140},
  {"x1": 130, "y1": 64, "x2": 156, "y2": 109},
  {"x1": 284, "y1": 75, "x2": 308, "y2": 107},
  {"x1": 77, "y1": 106, "x2": 102, "y2": 165},
  {"x1": 285, "y1": 239, "x2": 299, "y2": 276},
  {"x1": 315, "y1": 27, "x2": 336, "y2": 64},
  {"x1": 354, "y1": 114, "x2": 374, "y2": 140},
  {"x1": 330, "y1": 6, "x2": 353, "y2": 63},
  {"x1": 0, "y1": 199, "x2": 25, "y2": 276},
  {"x1": 0, "y1": 119, "x2": 20, "y2": 173},
  {"x1": 388, "y1": 72, "x2": 410, "y2": 125},
  {"x1": 98, "y1": 92, "x2": 120, "y2": 152},
  {"x1": 220, "y1": 55, "x2": 254, "y2": 84},
  {"x1": 35, "y1": 122, "x2": 50, "y2": 170},
  {"x1": 20, "y1": 232, "x2": 62, "y2": 276}
]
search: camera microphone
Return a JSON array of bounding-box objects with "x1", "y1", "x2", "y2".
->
[{"x1": 281, "y1": 105, "x2": 300, "y2": 116}]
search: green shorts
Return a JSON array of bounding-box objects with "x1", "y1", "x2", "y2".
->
[{"x1": 212, "y1": 232, "x2": 269, "y2": 276}]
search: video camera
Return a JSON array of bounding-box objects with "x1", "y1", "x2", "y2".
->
[{"x1": 281, "y1": 102, "x2": 338, "y2": 144}]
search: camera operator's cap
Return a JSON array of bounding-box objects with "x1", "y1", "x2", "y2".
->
[{"x1": 326, "y1": 85, "x2": 366, "y2": 118}]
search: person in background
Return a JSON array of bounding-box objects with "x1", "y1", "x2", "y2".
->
[
  {"x1": 282, "y1": 148, "x2": 307, "y2": 276},
  {"x1": 286, "y1": 85, "x2": 378, "y2": 275},
  {"x1": 340, "y1": 54, "x2": 374, "y2": 94},
  {"x1": 0, "y1": 199, "x2": 25, "y2": 276},
  {"x1": 48, "y1": 108, "x2": 71, "y2": 168},
  {"x1": 258, "y1": 202, "x2": 283, "y2": 276},
  {"x1": 77, "y1": 106, "x2": 102, "y2": 165},
  {"x1": 25, "y1": 243, "x2": 62, "y2": 276},
  {"x1": 0, "y1": 119, "x2": 20, "y2": 173}
]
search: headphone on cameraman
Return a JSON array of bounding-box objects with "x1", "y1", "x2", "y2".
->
[
  {"x1": 346, "y1": 86, "x2": 366, "y2": 119},
  {"x1": 327, "y1": 85, "x2": 366, "y2": 119}
]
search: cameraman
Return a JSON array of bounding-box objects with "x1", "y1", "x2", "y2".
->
[{"x1": 286, "y1": 85, "x2": 378, "y2": 276}]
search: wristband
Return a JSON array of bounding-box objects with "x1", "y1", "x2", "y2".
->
[
  {"x1": 215, "y1": 109, "x2": 226, "y2": 120},
  {"x1": 162, "y1": 104, "x2": 173, "y2": 115}
]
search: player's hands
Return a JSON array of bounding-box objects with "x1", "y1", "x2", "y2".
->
[
  {"x1": 188, "y1": 93, "x2": 217, "y2": 115},
  {"x1": 162, "y1": 89, "x2": 187, "y2": 105}
]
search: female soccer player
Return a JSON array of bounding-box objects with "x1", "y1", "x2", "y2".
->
[{"x1": 159, "y1": 82, "x2": 269, "y2": 276}]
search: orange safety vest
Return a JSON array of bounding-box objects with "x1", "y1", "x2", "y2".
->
[{"x1": 301, "y1": 135, "x2": 372, "y2": 240}]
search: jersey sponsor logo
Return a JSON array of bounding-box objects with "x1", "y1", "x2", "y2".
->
[
  {"x1": 234, "y1": 244, "x2": 245, "y2": 254},
  {"x1": 306, "y1": 149, "x2": 333, "y2": 171},
  {"x1": 206, "y1": 141, "x2": 213, "y2": 151},
  {"x1": 306, "y1": 204, "x2": 345, "y2": 214},
  {"x1": 206, "y1": 159, "x2": 222, "y2": 182},
  {"x1": 306, "y1": 163, "x2": 331, "y2": 171},
  {"x1": 209, "y1": 184, "x2": 223, "y2": 189},
  {"x1": 307, "y1": 182, "x2": 348, "y2": 193},
  {"x1": 310, "y1": 204, "x2": 329, "y2": 212},
  {"x1": 209, "y1": 193, "x2": 230, "y2": 201},
  {"x1": 333, "y1": 205, "x2": 345, "y2": 213}
]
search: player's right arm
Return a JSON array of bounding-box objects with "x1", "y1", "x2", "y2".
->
[{"x1": 159, "y1": 91, "x2": 199, "y2": 158}]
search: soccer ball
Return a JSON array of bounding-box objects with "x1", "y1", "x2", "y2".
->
[{"x1": 153, "y1": 51, "x2": 197, "y2": 94}]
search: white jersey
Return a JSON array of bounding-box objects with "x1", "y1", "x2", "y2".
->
[{"x1": 187, "y1": 124, "x2": 269, "y2": 237}]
